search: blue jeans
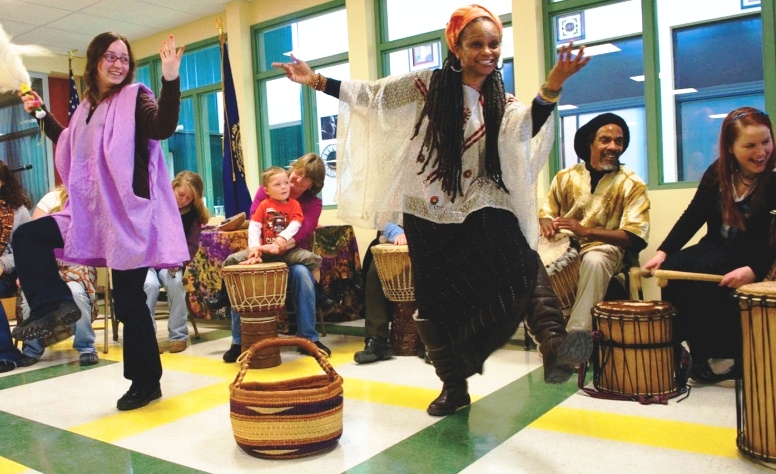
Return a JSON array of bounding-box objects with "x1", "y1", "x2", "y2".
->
[
  {"x1": 21, "y1": 281, "x2": 97, "y2": 357},
  {"x1": 231, "y1": 264, "x2": 319, "y2": 344},
  {"x1": 0, "y1": 304, "x2": 20, "y2": 363},
  {"x1": 144, "y1": 268, "x2": 189, "y2": 342}
]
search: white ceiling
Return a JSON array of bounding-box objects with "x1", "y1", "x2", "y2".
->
[{"x1": 0, "y1": 0, "x2": 230, "y2": 56}]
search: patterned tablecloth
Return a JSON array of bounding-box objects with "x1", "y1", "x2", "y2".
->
[
  {"x1": 185, "y1": 227, "x2": 248, "y2": 319},
  {"x1": 312, "y1": 225, "x2": 363, "y2": 321}
]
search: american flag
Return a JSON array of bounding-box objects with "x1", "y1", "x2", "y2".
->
[{"x1": 68, "y1": 61, "x2": 79, "y2": 119}]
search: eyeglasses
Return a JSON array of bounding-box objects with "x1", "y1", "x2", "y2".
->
[{"x1": 103, "y1": 52, "x2": 130, "y2": 65}]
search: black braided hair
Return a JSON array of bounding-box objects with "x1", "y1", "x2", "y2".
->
[{"x1": 412, "y1": 51, "x2": 508, "y2": 202}]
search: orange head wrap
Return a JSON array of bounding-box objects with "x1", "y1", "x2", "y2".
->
[{"x1": 445, "y1": 4, "x2": 503, "y2": 52}]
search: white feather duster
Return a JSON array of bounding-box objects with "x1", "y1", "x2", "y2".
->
[{"x1": 0, "y1": 23, "x2": 50, "y2": 117}]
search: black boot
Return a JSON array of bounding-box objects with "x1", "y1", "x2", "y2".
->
[
  {"x1": 523, "y1": 261, "x2": 593, "y2": 384},
  {"x1": 414, "y1": 317, "x2": 472, "y2": 416},
  {"x1": 207, "y1": 282, "x2": 230, "y2": 310},
  {"x1": 354, "y1": 336, "x2": 393, "y2": 364},
  {"x1": 427, "y1": 380, "x2": 470, "y2": 416}
]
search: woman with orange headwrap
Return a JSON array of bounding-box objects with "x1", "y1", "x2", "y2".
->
[{"x1": 274, "y1": 4, "x2": 590, "y2": 416}]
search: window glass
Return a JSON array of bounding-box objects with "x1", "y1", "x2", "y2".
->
[
  {"x1": 384, "y1": 0, "x2": 511, "y2": 41},
  {"x1": 669, "y1": 13, "x2": 763, "y2": 182},
  {"x1": 552, "y1": 0, "x2": 647, "y2": 182},
  {"x1": 179, "y1": 43, "x2": 221, "y2": 92},
  {"x1": 259, "y1": 9, "x2": 348, "y2": 72},
  {"x1": 0, "y1": 76, "x2": 50, "y2": 204},
  {"x1": 136, "y1": 64, "x2": 152, "y2": 90},
  {"x1": 266, "y1": 77, "x2": 303, "y2": 169}
]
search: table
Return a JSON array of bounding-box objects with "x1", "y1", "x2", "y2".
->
[{"x1": 185, "y1": 227, "x2": 247, "y2": 319}]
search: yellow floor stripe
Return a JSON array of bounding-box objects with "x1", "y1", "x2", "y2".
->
[
  {"x1": 0, "y1": 457, "x2": 28, "y2": 474},
  {"x1": 69, "y1": 383, "x2": 227, "y2": 442},
  {"x1": 531, "y1": 406, "x2": 739, "y2": 457}
]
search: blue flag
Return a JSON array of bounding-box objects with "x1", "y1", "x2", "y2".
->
[
  {"x1": 68, "y1": 62, "x2": 79, "y2": 119},
  {"x1": 220, "y1": 37, "x2": 252, "y2": 218}
]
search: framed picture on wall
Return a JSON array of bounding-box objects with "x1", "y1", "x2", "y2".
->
[{"x1": 410, "y1": 44, "x2": 439, "y2": 71}]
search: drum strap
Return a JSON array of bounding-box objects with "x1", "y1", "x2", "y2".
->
[{"x1": 577, "y1": 332, "x2": 692, "y2": 405}]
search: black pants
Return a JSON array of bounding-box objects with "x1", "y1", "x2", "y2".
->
[
  {"x1": 661, "y1": 241, "x2": 743, "y2": 361},
  {"x1": 14, "y1": 217, "x2": 162, "y2": 388}
]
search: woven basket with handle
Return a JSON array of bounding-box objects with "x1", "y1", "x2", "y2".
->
[{"x1": 229, "y1": 337, "x2": 344, "y2": 459}]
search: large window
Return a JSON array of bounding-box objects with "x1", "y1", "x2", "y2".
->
[
  {"x1": 551, "y1": 1, "x2": 648, "y2": 181},
  {"x1": 546, "y1": 0, "x2": 772, "y2": 186},
  {"x1": 668, "y1": 10, "x2": 764, "y2": 182},
  {"x1": 0, "y1": 75, "x2": 52, "y2": 205},
  {"x1": 139, "y1": 41, "x2": 224, "y2": 213},
  {"x1": 254, "y1": 5, "x2": 349, "y2": 206}
]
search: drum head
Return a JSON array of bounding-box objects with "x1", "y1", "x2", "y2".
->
[
  {"x1": 735, "y1": 281, "x2": 776, "y2": 298},
  {"x1": 538, "y1": 234, "x2": 572, "y2": 266},
  {"x1": 223, "y1": 262, "x2": 288, "y2": 273},
  {"x1": 371, "y1": 244, "x2": 409, "y2": 255}
]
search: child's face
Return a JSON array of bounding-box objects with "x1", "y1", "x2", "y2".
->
[
  {"x1": 265, "y1": 173, "x2": 290, "y2": 201},
  {"x1": 174, "y1": 184, "x2": 194, "y2": 209}
]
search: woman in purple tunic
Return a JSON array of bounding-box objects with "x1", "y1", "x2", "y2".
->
[{"x1": 16, "y1": 32, "x2": 187, "y2": 411}]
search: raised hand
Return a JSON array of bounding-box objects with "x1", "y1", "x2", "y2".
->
[
  {"x1": 160, "y1": 34, "x2": 185, "y2": 81},
  {"x1": 546, "y1": 42, "x2": 590, "y2": 91},
  {"x1": 19, "y1": 88, "x2": 43, "y2": 114},
  {"x1": 271, "y1": 53, "x2": 316, "y2": 87}
]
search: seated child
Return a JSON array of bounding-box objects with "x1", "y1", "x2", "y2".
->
[{"x1": 241, "y1": 167, "x2": 322, "y2": 279}]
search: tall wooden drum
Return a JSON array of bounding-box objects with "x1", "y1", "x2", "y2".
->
[
  {"x1": 371, "y1": 244, "x2": 419, "y2": 356},
  {"x1": 222, "y1": 263, "x2": 288, "y2": 369},
  {"x1": 734, "y1": 281, "x2": 776, "y2": 464},
  {"x1": 591, "y1": 300, "x2": 677, "y2": 397}
]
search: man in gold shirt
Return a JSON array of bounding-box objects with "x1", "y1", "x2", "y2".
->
[{"x1": 539, "y1": 113, "x2": 650, "y2": 331}]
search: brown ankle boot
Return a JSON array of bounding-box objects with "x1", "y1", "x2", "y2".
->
[{"x1": 524, "y1": 261, "x2": 593, "y2": 384}]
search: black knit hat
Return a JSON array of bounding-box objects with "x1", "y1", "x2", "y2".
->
[{"x1": 574, "y1": 113, "x2": 630, "y2": 162}]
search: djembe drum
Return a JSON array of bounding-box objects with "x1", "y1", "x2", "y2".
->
[
  {"x1": 537, "y1": 234, "x2": 581, "y2": 310},
  {"x1": 734, "y1": 281, "x2": 776, "y2": 464},
  {"x1": 222, "y1": 263, "x2": 288, "y2": 369},
  {"x1": 591, "y1": 300, "x2": 677, "y2": 397},
  {"x1": 371, "y1": 244, "x2": 419, "y2": 356}
]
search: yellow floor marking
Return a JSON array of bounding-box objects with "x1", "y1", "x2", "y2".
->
[
  {"x1": 531, "y1": 406, "x2": 739, "y2": 458},
  {"x1": 345, "y1": 378, "x2": 483, "y2": 410},
  {"x1": 0, "y1": 457, "x2": 28, "y2": 474},
  {"x1": 69, "y1": 383, "x2": 227, "y2": 442}
]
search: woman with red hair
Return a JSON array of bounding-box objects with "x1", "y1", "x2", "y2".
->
[
  {"x1": 274, "y1": 4, "x2": 591, "y2": 416},
  {"x1": 643, "y1": 107, "x2": 776, "y2": 383}
]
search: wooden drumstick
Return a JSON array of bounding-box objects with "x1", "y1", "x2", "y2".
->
[
  {"x1": 629, "y1": 268, "x2": 724, "y2": 288},
  {"x1": 651, "y1": 269, "x2": 724, "y2": 287}
]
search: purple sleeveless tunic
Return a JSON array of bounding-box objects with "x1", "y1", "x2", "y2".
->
[{"x1": 52, "y1": 83, "x2": 188, "y2": 269}]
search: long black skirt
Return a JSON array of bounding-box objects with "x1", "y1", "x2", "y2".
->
[{"x1": 403, "y1": 208, "x2": 538, "y2": 375}]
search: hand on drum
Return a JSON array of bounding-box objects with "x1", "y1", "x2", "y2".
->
[
  {"x1": 539, "y1": 217, "x2": 556, "y2": 238},
  {"x1": 720, "y1": 266, "x2": 756, "y2": 289},
  {"x1": 243, "y1": 247, "x2": 263, "y2": 265},
  {"x1": 550, "y1": 217, "x2": 589, "y2": 239}
]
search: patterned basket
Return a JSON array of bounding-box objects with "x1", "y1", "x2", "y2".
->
[{"x1": 229, "y1": 337, "x2": 344, "y2": 459}]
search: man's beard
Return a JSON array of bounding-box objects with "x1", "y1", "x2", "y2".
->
[{"x1": 598, "y1": 153, "x2": 621, "y2": 171}]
